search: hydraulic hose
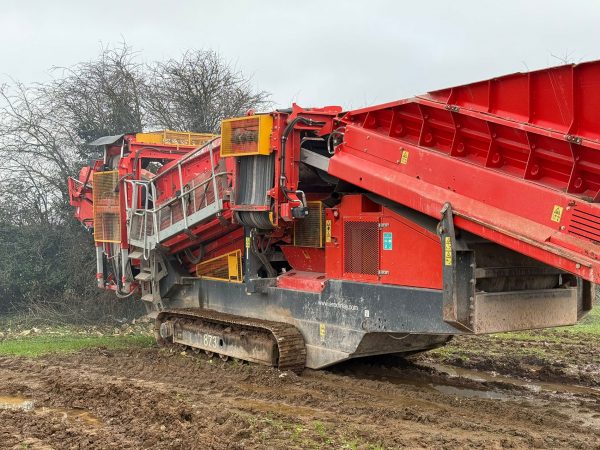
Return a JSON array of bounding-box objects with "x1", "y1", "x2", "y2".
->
[{"x1": 279, "y1": 117, "x2": 325, "y2": 203}]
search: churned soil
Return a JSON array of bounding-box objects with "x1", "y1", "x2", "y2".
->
[
  {"x1": 423, "y1": 329, "x2": 600, "y2": 388},
  {"x1": 0, "y1": 346, "x2": 599, "y2": 449}
]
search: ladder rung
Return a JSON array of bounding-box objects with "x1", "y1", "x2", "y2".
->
[
  {"x1": 141, "y1": 294, "x2": 154, "y2": 303},
  {"x1": 129, "y1": 251, "x2": 143, "y2": 259},
  {"x1": 135, "y1": 271, "x2": 153, "y2": 282}
]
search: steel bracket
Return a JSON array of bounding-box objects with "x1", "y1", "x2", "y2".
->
[{"x1": 438, "y1": 203, "x2": 475, "y2": 332}]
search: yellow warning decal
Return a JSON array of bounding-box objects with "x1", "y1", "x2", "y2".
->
[
  {"x1": 444, "y1": 236, "x2": 452, "y2": 266},
  {"x1": 245, "y1": 237, "x2": 251, "y2": 249},
  {"x1": 551, "y1": 205, "x2": 563, "y2": 223},
  {"x1": 325, "y1": 220, "x2": 332, "y2": 243},
  {"x1": 400, "y1": 149, "x2": 409, "y2": 165},
  {"x1": 319, "y1": 323, "x2": 326, "y2": 340}
]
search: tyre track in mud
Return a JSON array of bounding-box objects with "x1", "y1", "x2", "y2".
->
[
  {"x1": 425, "y1": 332, "x2": 600, "y2": 388},
  {"x1": 0, "y1": 348, "x2": 599, "y2": 449}
]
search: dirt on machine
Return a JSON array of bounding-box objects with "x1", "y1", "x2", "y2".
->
[{"x1": 68, "y1": 61, "x2": 600, "y2": 371}]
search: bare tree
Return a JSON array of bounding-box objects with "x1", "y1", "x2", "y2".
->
[
  {"x1": 0, "y1": 43, "x2": 271, "y2": 320},
  {"x1": 48, "y1": 43, "x2": 145, "y2": 151},
  {"x1": 144, "y1": 50, "x2": 270, "y2": 133},
  {"x1": 0, "y1": 80, "x2": 79, "y2": 218},
  {"x1": 0, "y1": 43, "x2": 146, "y2": 225}
]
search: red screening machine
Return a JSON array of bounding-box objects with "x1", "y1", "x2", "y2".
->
[{"x1": 69, "y1": 61, "x2": 598, "y2": 371}]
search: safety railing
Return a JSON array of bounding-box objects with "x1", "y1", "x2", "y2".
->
[{"x1": 124, "y1": 139, "x2": 228, "y2": 259}]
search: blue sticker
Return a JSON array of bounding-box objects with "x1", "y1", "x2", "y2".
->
[{"x1": 383, "y1": 232, "x2": 393, "y2": 250}]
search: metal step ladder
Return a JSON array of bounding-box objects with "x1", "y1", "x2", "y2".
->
[{"x1": 129, "y1": 246, "x2": 167, "y2": 316}]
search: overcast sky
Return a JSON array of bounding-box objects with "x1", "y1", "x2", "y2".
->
[{"x1": 1, "y1": 0, "x2": 598, "y2": 110}]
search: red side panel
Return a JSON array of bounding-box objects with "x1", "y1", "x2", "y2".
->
[
  {"x1": 379, "y1": 212, "x2": 441, "y2": 289},
  {"x1": 280, "y1": 246, "x2": 325, "y2": 273},
  {"x1": 68, "y1": 167, "x2": 94, "y2": 227},
  {"x1": 277, "y1": 271, "x2": 327, "y2": 292},
  {"x1": 325, "y1": 195, "x2": 441, "y2": 289},
  {"x1": 331, "y1": 61, "x2": 600, "y2": 284}
]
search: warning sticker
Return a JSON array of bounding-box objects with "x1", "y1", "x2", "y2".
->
[
  {"x1": 400, "y1": 149, "x2": 409, "y2": 164},
  {"x1": 444, "y1": 236, "x2": 452, "y2": 266},
  {"x1": 551, "y1": 205, "x2": 563, "y2": 223},
  {"x1": 325, "y1": 220, "x2": 332, "y2": 243},
  {"x1": 383, "y1": 232, "x2": 393, "y2": 250}
]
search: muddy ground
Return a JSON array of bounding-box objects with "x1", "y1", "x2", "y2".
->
[
  {"x1": 0, "y1": 332, "x2": 599, "y2": 450},
  {"x1": 424, "y1": 329, "x2": 600, "y2": 388}
]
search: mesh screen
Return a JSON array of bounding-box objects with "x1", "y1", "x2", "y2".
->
[
  {"x1": 136, "y1": 130, "x2": 214, "y2": 146},
  {"x1": 343, "y1": 221, "x2": 379, "y2": 275},
  {"x1": 221, "y1": 117, "x2": 260, "y2": 156},
  {"x1": 163, "y1": 130, "x2": 214, "y2": 146},
  {"x1": 156, "y1": 170, "x2": 220, "y2": 232},
  {"x1": 294, "y1": 201, "x2": 324, "y2": 248},
  {"x1": 188, "y1": 170, "x2": 218, "y2": 213},
  {"x1": 93, "y1": 171, "x2": 121, "y2": 243}
]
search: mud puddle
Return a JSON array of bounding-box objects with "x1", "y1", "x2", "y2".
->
[
  {"x1": 0, "y1": 394, "x2": 101, "y2": 426},
  {"x1": 1, "y1": 349, "x2": 599, "y2": 448},
  {"x1": 0, "y1": 395, "x2": 35, "y2": 411},
  {"x1": 333, "y1": 358, "x2": 516, "y2": 401},
  {"x1": 356, "y1": 368, "x2": 511, "y2": 400},
  {"x1": 431, "y1": 384, "x2": 509, "y2": 400},
  {"x1": 419, "y1": 362, "x2": 600, "y2": 397},
  {"x1": 334, "y1": 356, "x2": 600, "y2": 404}
]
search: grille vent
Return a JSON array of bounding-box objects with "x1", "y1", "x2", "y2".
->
[
  {"x1": 567, "y1": 208, "x2": 600, "y2": 244},
  {"x1": 294, "y1": 201, "x2": 325, "y2": 248},
  {"x1": 343, "y1": 221, "x2": 379, "y2": 275}
]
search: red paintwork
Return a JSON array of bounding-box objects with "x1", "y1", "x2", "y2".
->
[
  {"x1": 280, "y1": 246, "x2": 325, "y2": 272},
  {"x1": 277, "y1": 271, "x2": 327, "y2": 292},
  {"x1": 325, "y1": 195, "x2": 442, "y2": 289},
  {"x1": 268, "y1": 105, "x2": 342, "y2": 223},
  {"x1": 68, "y1": 60, "x2": 600, "y2": 297},
  {"x1": 68, "y1": 166, "x2": 94, "y2": 228},
  {"x1": 67, "y1": 134, "x2": 201, "y2": 292},
  {"x1": 328, "y1": 61, "x2": 600, "y2": 284},
  {"x1": 200, "y1": 227, "x2": 245, "y2": 261}
]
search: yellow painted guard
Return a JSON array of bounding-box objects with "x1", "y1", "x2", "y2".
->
[
  {"x1": 92, "y1": 170, "x2": 121, "y2": 243},
  {"x1": 196, "y1": 250, "x2": 243, "y2": 282},
  {"x1": 220, "y1": 115, "x2": 273, "y2": 157},
  {"x1": 136, "y1": 130, "x2": 215, "y2": 147}
]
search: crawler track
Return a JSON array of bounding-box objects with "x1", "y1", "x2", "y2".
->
[{"x1": 155, "y1": 308, "x2": 306, "y2": 373}]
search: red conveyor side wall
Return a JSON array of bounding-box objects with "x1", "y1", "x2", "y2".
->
[{"x1": 329, "y1": 60, "x2": 600, "y2": 283}]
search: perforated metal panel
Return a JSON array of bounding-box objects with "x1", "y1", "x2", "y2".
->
[
  {"x1": 130, "y1": 213, "x2": 153, "y2": 242},
  {"x1": 196, "y1": 250, "x2": 243, "y2": 282},
  {"x1": 92, "y1": 171, "x2": 121, "y2": 243},
  {"x1": 294, "y1": 201, "x2": 324, "y2": 248},
  {"x1": 343, "y1": 221, "x2": 379, "y2": 275}
]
